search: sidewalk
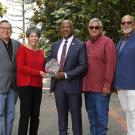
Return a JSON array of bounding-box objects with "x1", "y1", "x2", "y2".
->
[{"x1": 12, "y1": 79, "x2": 126, "y2": 135}]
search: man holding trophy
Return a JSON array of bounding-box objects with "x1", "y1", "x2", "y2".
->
[{"x1": 46, "y1": 20, "x2": 87, "y2": 135}]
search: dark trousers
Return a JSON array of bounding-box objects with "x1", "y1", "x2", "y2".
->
[
  {"x1": 84, "y1": 92, "x2": 110, "y2": 135},
  {"x1": 54, "y1": 87, "x2": 82, "y2": 135},
  {"x1": 18, "y1": 86, "x2": 42, "y2": 135}
]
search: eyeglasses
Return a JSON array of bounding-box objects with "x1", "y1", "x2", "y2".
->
[
  {"x1": 121, "y1": 21, "x2": 133, "y2": 25},
  {"x1": 0, "y1": 27, "x2": 11, "y2": 31},
  {"x1": 89, "y1": 26, "x2": 100, "y2": 30}
]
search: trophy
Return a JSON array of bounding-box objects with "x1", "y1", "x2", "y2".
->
[{"x1": 46, "y1": 58, "x2": 60, "y2": 77}]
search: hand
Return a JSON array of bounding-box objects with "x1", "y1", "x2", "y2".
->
[
  {"x1": 103, "y1": 87, "x2": 110, "y2": 96},
  {"x1": 40, "y1": 71, "x2": 48, "y2": 78},
  {"x1": 55, "y1": 71, "x2": 65, "y2": 79}
]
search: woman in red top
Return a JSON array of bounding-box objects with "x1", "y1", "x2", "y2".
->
[
  {"x1": 82, "y1": 18, "x2": 116, "y2": 135},
  {"x1": 16, "y1": 26, "x2": 47, "y2": 135}
]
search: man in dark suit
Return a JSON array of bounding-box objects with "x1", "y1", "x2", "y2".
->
[
  {"x1": 114, "y1": 15, "x2": 135, "y2": 135},
  {"x1": 0, "y1": 20, "x2": 20, "y2": 135},
  {"x1": 47, "y1": 20, "x2": 87, "y2": 135}
]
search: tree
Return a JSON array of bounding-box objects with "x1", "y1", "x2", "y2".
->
[
  {"x1": 1, "y1": 0, "x2": 37, "y2": 42},
  {"x1": 32, "y1": 0, "x2": 135, "y2": 49},
  {"x1": 0, "y1": 2, "x2": 6, "y2": 17}
]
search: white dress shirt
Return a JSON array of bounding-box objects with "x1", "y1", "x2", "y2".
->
[
  {"x1": 57, "y1": 36, "x2": 74, "y2": 64},
  {"x1": 57, "y1": 36, "x2": 74, "y2": 79}
]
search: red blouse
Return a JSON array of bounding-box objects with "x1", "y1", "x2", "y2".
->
[
  {"x1": 16, "y1": 45, "x2": 45, "y2": 88},
  {"x1": 82, "y1": 35, "x2": 116, "y2": 92}
]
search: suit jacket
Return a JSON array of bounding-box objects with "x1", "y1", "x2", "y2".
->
[
  {"x1": 0, "y1": 39, "x2": 20, "y2": 93},
  {"x1": 47, "y1": 37, "x2": 87, "y2": 93},
  {"x1": 114, "y1": 32, "x2": 135, "y2": 89}
]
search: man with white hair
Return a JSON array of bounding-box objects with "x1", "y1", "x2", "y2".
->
[
  {"x1": 83, "y1": 18, "x2": 116, "y2": 135},
  {"x1": 114, "y1": 15, "x2": 135, "y2": 135}
]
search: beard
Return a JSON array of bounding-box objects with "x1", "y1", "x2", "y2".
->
[{"x1": 122, "y1": 27, "x2": 133, "y2": 34}]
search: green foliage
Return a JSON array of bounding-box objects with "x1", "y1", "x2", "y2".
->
[
  {"x1": 32, "y1": 0, "x2": 135, "y2": 50},
  {"x1": 0, "y1": 3, "x2": 6, "y2": 17}
]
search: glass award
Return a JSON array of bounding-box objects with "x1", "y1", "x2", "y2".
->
[{"x1": 46, "y1": 58, "x2": 60, "y2": 77}]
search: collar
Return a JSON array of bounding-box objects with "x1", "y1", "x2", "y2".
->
[
  {"x1": 90, "y1": 35, "x2": 102, "y2": 44},
  {"x1": 2, "y1": 38, "x2": 11, "y2": 46},
  {"x1": 63, "y1": 35, "x2": 74, "y2": 43},
  {"x1": 123, "y1": 31, "x2": 135, "y2": 40}
]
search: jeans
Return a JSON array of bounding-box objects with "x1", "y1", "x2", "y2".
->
[
  {"x1": 118, "y1": 90, "x2": 135, "y2": 135},
  {"x1": 84, "y1": 92, "x2": 110, "y2": 135},
  {"x1": 0, "y1": 89, "x2": 17, "y2": 135}
]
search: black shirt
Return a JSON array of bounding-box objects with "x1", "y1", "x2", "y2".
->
[
  {"x1": 2, "y1": 39, "x2": 14, "y2": 88},
  {"x1": 2, "y1": 39, "x2": 13, "y2": 61}
]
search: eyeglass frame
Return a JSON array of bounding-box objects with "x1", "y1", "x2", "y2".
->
[{"x1": 0, "y1": 27, "x2": 12, "y2": 31}]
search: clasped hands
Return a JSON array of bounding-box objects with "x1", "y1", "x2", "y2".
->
[{"x1": 40, "y1": 70, "x2": 65, "y2": 79}]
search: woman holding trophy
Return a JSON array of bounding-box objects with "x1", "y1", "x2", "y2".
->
[{"x1": 16, "y1": 26, "x2": 47, "y2": 135}]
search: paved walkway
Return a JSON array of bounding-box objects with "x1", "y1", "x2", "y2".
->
[{"x1": 12, "y1": 90, "x2": 127, "y2": 135}]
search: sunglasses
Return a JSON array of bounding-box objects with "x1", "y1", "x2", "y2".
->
[
  {"x1": 89, "y1": 26, "x2": 100, "y2": 30},
  {"x1": 121, "y1": 21, "x2": 132, "y2": 25}
]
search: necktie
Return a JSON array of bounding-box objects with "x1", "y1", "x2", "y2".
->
[{"x1": 60, "y1": 40, "x2": 68, "y2": 69}]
